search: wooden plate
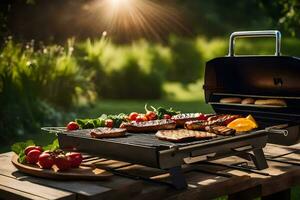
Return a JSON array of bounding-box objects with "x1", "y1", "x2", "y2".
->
[{"x1": 11, "y1": 154, "x2": 112, "y2": 180}]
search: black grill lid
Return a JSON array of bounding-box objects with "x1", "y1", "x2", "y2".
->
[{"x1": 204, "y1": 30, "x2": 300, "y2": 121}]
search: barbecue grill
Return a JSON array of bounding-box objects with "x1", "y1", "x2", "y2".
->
[
  {"x1": 43, "y1": 30, "x2": 300, "y2": 189},
  {"x1": 205, "y1": 30, "x2": 300, "y2": 145}
]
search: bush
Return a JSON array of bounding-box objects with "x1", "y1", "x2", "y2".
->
[
  {"x1": 0, "y1": 39, "x2": 80, "y2": 146},
  {"x1": 77, "y1": 39, "x2": 169, "y2": 99}
]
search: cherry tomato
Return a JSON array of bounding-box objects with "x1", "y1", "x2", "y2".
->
[
  {"x1": 26, "y1": 149, "x2": 42, "y2": 164},
  {"x1": 105, "y1": 119, "x2": 114, "y2": 128},
  {"x1": 38, "y1": 152, "x2": 54, "y2": 169},
  {"x1": 135, "y1": 116, "x2": 144, "y2": 123},
  {"x1": 66, "y1": 152, "x2": 83, "y2": 168},
  {"x1": 25, "y1": 146, "x2": 43, "y2": 155},
  {"x1": 197, "y1": 113, "x2": 208, "y2": 120},
  {"x1": 55, "y1": 154, "x2": 72, "y2": 171},
  {"x1": 145, "y1": 111, "x2": 157, "y2": 121},
  {"x1": 129, "y1": 112, "x2": 139, "y2": 121},
  {"x1": 67, "y1": 121, "x2": 79, "y2": 131},
  {"x1": 163, "y1": 114, "x2": 172, "y2": 119}
]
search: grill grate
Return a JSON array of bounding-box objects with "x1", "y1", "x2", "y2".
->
[{"x1": 59, "y1": 128, "x2": 242, "y2": 149}]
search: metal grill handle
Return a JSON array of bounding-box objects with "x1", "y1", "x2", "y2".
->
[{"x1": 228, "y1": 30, "x2": 281, "y2": 56}]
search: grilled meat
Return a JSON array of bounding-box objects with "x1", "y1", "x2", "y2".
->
[
  {"x1": 205, "y1": 125, "x2": 236, "y2": 136},
  {"x1": 171, "y1": 113, "x2": 215, "y2": 127},
  {"x1": 185, "y1": 120, "x2": 224, "y2": 131},
  {"x1": 120, "y1": 119, "x2": 176, "y2": 133},
  {"x1": 90, "y1": 127, "x2": 127, "y2": 138},
  {"x1": 156, "y1": 129, "x2": 217, "y2": 142},
  {"x1": 208, "y1": 114, "x2": 241, "y2": 125},
  {"x1": 171, "y1": 113, "x2": 202, "y2": 127}
]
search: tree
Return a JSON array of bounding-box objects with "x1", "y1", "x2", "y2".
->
[{"x1": 258, "y1": 0, "x2": 300, "y2": 37}]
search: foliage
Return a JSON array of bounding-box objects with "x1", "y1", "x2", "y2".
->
[
  {"x1": 11, "y1": 138, "x2": 59, "y2": 163},
  {"x1": 259, "y1": 0, "x2": 300, "y2": 37},
  {"x1": 2, "y1": 35, "x2": 300, "y2": 149}
]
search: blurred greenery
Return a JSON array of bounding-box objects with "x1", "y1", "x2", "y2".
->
[{"x1": 2, "y1": 35, "x2": 300, "y2": 150}]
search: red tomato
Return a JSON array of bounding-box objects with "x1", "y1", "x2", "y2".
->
[
  {"x1": 26, "y1": 149, "x2": 42, "y2": 164},
  {"x1": 55, "y1": 154, "x2": 72, "y2": 171},
  {"x1": 145, "y1": 111, "x2": 157, "y2": 120},
  {"x1": 197, "y1": 113, "x2": 208, "y2": 120},
  {"x1": 105, "y1": 119, "x2": 114, "y2": 128},
  {"x1": 25, "y1": 146, "x2": 43, "y2": 155},
  {"x1": 66, "y1": 152, "x2": 83, "y2": 168},
  {"x1": 38, "y1": 152, "x2": 54, "y2": 169},
  {"x1": 163, "y1": 114, "x2": 172, "y2": 119},
  {"x1": 67, "y1": 121, "x2": 79, "y2": 131},
  {"x1": 129, "y1": 112, "x2": 139, "y2": 121},
  {"x1": 135, "y1": 116, "x2": 144, "y2": 123}
]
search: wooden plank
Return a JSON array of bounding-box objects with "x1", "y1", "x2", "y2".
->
[
  {"x1": 0, "y1": 175, "x2": 75, "y2": 200},
  {"x1": 0, "y1": 152, "x2": 144, "y2": 200},
  {"x1": 0, "y1": 185, "x2": 46, "y2": 200}
]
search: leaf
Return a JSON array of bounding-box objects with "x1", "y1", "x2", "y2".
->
[
  {"x1": 11, "y1": 140, "x2": 35, "y2": 155},
  {"x1": 11, "y1": 140, "x2": 35, "y2": 164},
  {"x1": 43, "y1": 139, "x2": 60, "y2": 151}
]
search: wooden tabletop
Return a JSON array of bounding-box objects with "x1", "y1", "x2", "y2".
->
[{"x1": 1, "y1": 143, "x2": 300, "y2": 200}]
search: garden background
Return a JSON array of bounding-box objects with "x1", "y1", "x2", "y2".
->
[{"x1": 1, "y1": 0, "x2": 300, "y2": 153}]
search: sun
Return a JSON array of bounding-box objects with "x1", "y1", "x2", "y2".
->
[{"x1": 109, "y1": 0, "x2": 131, "y2": 9}]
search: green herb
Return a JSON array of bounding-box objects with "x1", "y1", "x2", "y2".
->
[
  {"x1": 43, "y1": 139, "x2": 60, "y2": 151},
  {"x1": 11, "y1": 139, "x2": 60, "y2": 164},
  {"x1": 147, "y1": 105, "x2": 180, "y2": 119},
  {"x1": 11, "y1": 140, "x2": 35, "y2": 163}
]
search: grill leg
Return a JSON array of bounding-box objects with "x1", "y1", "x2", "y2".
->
[
  {"x1": 252, "y1": 148, "x2": 268, "y2": 170},
  {"x1": 169, "y1": 166, "x2": 187, "y2": 190}
]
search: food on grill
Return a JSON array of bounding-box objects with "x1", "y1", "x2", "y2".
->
[
  {"x1": 67, "y1": 121, "x2": 79, "y2": 131},
  {"x1": 156, "y1": 129, "x2": 217, "y2": 142},
  {"x1": 120, "y1": 119, "x2": 176, "y2": 133},
  {"x1": 207, "y1": 114, "x2": 241, "y2": 125},
  {"x1": 205, "y1": 125, "x2": 236, "y2": 135},
  {"x1": 241, "y1": 98, "x2": 255, "y2": 104},
  {"x1": 220, "y1": 97, "x2": 242, "y2": 104},
  {"x1": 185, "y1": 120, "x2": 224, "y2": 130},
  {"x1": 254, "y1": 99, "x2": 287, "y2": 106},
  {"x1": 171, "y1": 113, "x2": 208, "y2": 126},
  {"x1": 227, "y1": 115, "x2": 258, "y2": 133},
  {"x1": 90, "y1": 127, "x2": 127, "y2": 138}
]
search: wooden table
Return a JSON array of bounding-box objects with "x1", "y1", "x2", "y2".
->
[{"x1": 1, "y1": 143, "x2": 300, "y2": 200}]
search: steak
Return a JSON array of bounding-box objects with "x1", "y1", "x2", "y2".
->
[
  {"x1": 205, "y1": 125, "x2": 236, "y2": 136},
  {"x1": 171, "y1": 113, "x2": 215, "y2": 127},
  {"x1": 120, "y1": 119, "x2": 176, "y2": 133},
  {"x1": 90, "y1": 127, "x2": 127, "y2": 138},
  {"x1": 156, "y1": 129, "x2": 217, "y2": 142},
  {"x1": 185, "y1": 120, "x2": 224, "y2": 131},
  {"x1": 207, "y1": 114, "x2": 241, "y2": 125}
]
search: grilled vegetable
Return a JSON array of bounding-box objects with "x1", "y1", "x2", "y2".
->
[
  {"x1": 75, "y1": 113, "x2": 128, "y2": 129},
  {"x1": 144, "y1": 104, "x2": 180, "y2": 120},
  {"x1": 120, "y1": 119, "x2": 176, "y2": 133}
]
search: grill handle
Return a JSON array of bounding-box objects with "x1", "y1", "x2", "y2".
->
[{"x1": 228, "y1": 30, "x2": 281, "y2": 56}]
